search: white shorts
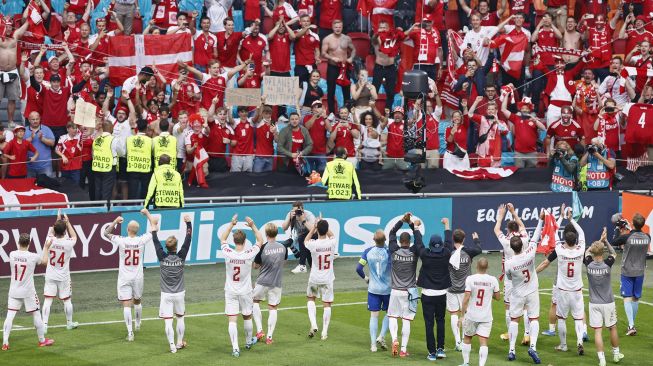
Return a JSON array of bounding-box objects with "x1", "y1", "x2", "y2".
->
[
  {"x1": 117, "y1": 276, "x2": 144, "y2": 301},
  {"x1": 463, "y1": 318, "x2": 493, "y2": 339},
  {"x1": 8, "y1": 292, "x2": 40, "y2": 313},
  {"x1": 44, "y1": 277, "x2": 72, "y2": 300},
  {"x1": 509, "y1": 291, "x2": 540, "y2": 319},
  {"x1": 589, "y1": 302, "x2": 617, "y2": 329},
  {"x1": 225, "y1": 291, "x2": 253, "y2": 316},
  {"x1": 159, "y1": 291, "x2": 186, "y2": 318},
  {"x1": 252, "y1": 284, "x2": 282, "y2": 306},
  {"x1": 556, "y1": 289, "x2": 584, "y2": 320},
  {"x1": 307, "y1": 282, "x2": 334, "y2": 303},
  {"x1": 447, "y1": 292, "x2": 465, "y2": 312},
  {"x1": 387, "y1": 289, "x2": 415, "y2": 321},
  {"x1": 503, "y1": 280, "x2": 513, "y2": 304}
]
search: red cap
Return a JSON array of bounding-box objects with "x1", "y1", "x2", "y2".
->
[
  {"x1": 516, "y1": 97, "x2": 533, "y2": 111},
  {"x1": 423, "y1": 13, "x2": 434, "y2": 22},
  {"x1": 636, "y1": 15, "x2": 648, "y2": 23},
  {"x1": 392, "y1": 106, "x2": 404, "y2": 115}
]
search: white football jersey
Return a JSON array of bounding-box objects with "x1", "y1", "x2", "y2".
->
[
  {"x1": 505, "y1": 242, "x2": 538, "y2": 297},
  {"x1": 9, "y1": 250, "x2": 41, "y2": 298},
  {"x1": 306, "y1": 237, "x2": 337, "y2": 285},
  {"x1": 464, "y1": 273, "x2": 500, "y2": 322},
  {"x1": 497, "y1": 230, "x2": 528, "y2": 262},
  {"x1": 113, "y1": 233, "x2": 151, "y2": 282},
  {"x1": 45, "y1": 237, "x2": 76, "y2": 281},
  {"x1": 554, "y1": 243, "x2": 585, "y2": 291},
  {"x1": 222, "y1": 243, "x2": 260, "y2": 295}
]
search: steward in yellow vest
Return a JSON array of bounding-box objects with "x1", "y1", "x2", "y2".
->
[
  {"x1": 321, "y1": 147, "x2": 361, "y2": 200},
  {"x1": 126, "y1": 119, "x2": 153, "y2": 199},
  {"x1": 153, "y1": 119, "x2": 178, "y2": 169},
  {"x1": 92, "y1": 121, "x2": 117, "y2": 201},
  {"x1": 144, "y1": 154, "x2": 184, "y2": 208}
]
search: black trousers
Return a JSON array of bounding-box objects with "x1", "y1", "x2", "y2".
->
[
  {"x1": 372, "y1": 64, "x2": 397, "y2": 110},
  {"x1": 94, "y1": 169, "x2": 116, "y2": 201},
  {"x1": 297, "y1": 231, "x2": 315, "y2": 267},
  {"x1": 80, "y1": 160, "x2": 95, "y2": 200},
  {"x1": 421, "y1": 293, "x2": 447, "y2": 354},
  {"x1": 326, "y1": 63, "x2": 351, "y2": 114},
  {"x1": 127, "y1": 172, "x2": 151, "y2": 199},
  {"x1": 294, "y1": 65, "x2": 314, "y2": 86},
  {"x1": 208, "y1": 157, "x2": 228, "y2": 173},
  {"x1": 413, "y1": 64, "x2": 437, "y2": 82}
]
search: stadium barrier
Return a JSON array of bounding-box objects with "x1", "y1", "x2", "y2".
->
[{"x1": 0, "y1": 191, "x2": 623, "y2": 277}]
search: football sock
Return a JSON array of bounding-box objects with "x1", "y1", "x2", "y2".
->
[
  {"x1": 583, "y1": 322, "x2": 588, "y2": 335},
  {"x1": 176, "y1": 316, "x2": 185, "y2": 343},
  {"x1": 134, "y1": 304, "x2": 142, "y2": 325},
  {"x1": 523, "y1": 314, "x2": 530, "y2": 336},
  {"x1": 268, "y1": 309, "x2": 278, "y2": 338},
  {"x1": 505, "y1": 310, "x2": 511, "y2": 332},
  {"x1": 228, "y1": 322, "x2": 238, "y2": 351},
  {"x1": 42, "y1": 297, "x2": 53, "y2": 327},
  {"x1": 369, "y1": 314, "x2": 378, "y2": 345},
  {"x1": 598, "y1": 351, "x2": 605, "y2": 363},
  {"x1": 63, "y1": 299, "x2": 73, "y2": 324},
  {"x1": 631, "y1": 301, "x2": 639, "y2": 325},
  {"x1": 574, "y1": 319, "x2": 584, "y2": 345},
  {"x1": 479, "y1": 345, "x2": 489, "y2": 366},
  {"x1": 462, "y1": 342, "x2": 471, "y2": 364},
  {"x1": 3, "y1": 311, "x2": 15, "y2": 344},
  {"x1": 549, "y1": 323, "x2": 556, "y2": 332},
  {"x1": 557, "y1": 319, "x2": 567, "y2": 347},
  {"x1": 400, "y1": 320, "x2": 410, "y2": 352},
  {"x1": 380, "y1": 315, "x2": 389, "y2": 339},
  {"x1": 33, "y1": 311, "x2": 45, "y2": 343},
  {"x1": 164, "y1": 318, "x2": 175, "y2": 346},
  {"x1": 451, "y1": 314, "x2": 461, "y2": 345},
  {"x1": 624, "y1": 300, "x2": 634, "y2": 328},
  {"x1": 612, "y1": 347, "x2": 620, "y2": 355},
  {"x1": 244, "y1": 319, "x2": 253, "y2": 342},
  {"x1": 529, "y1": 320, "x2": 539, "y2": 350},
  {"x1": 508, "y1": 321, "x2": 518, "y2": 352},
  {"x1": 123, "y1": 307, "x2": 133, "y2": 333},
  {"x1": 389, "y1": 317, "x2": 398, "y2": 342},
  {"x1": 322, "y1": 307, "x2": 331, "y2": 336},
  {"x1": 252, "y1": 303, "x2": 263, "y2": 333},
  {"x1": 307, "y1": 301, "x2": 318, "y2": 330}
]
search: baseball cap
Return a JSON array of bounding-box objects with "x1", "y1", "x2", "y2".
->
[
  {"x1": 13, "y1": 125, "x2": 25, "y2": 132},
  {"x1": 423, "y1": 13, "x2": 434, "y2": 22},
  {"x1": 139, "y1": 66, "x2": 154, "y2": 76},
  {"x1": 311, "y1": 100, "x2": 323, "y2": 107},
  {"x1": 47, "y1": 55, "x2": 58, "y2": 63},
  {"x1": 49, "y1": 74, "x2": 61, "y2": 82},
  {"x1": 392, "y1": 106, "x2": 404, "y2": 115},
  {"x1": 428, "y1": 234, "x2": 444, "y2": 253},
  {"x1": 636, "y1": 15, "x2": 648, "y2": 23}
]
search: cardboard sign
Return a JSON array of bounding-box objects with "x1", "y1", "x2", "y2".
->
[
  {"x1": 225, "y1": 87, "x2": 261, "y2": 107},
  {"x1": 262, "y1": 76, "x2": 300, "y2": 106},
  {"x1": 73, "y1": 99, "x2": 98, "y2": 128}
]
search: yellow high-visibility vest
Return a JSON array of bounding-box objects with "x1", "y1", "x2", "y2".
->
[
  {"x1": 152, "y1": 134, "x2": 177, "y2": 168},
  {"x1": 91, "y1": 135, "x2": 114, "y2": 172},
  {"x1": 126, "y1": 134, "x2": 153, "y2": 173},
  {"x1": 144, "y1": 164, "x2": 184, "y2": 208},
  {"x1": 321, "y1": 158, "x2": 361, "y2": 200}
]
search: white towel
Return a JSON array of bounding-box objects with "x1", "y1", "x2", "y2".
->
[{"x1": 449, "y1": 247, "x2": 462, "y2": 270}]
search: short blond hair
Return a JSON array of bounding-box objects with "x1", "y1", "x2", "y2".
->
[
  {"x1": 265, "y1": 223, "x2": 278, "y2": 238},
  {"x1": 589, "y1": 241, "x2": 604, "y2": 258}
]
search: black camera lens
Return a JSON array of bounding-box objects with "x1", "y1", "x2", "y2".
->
[{"x1": 295, "y1": 209, "x2": 303, "y2": 215}]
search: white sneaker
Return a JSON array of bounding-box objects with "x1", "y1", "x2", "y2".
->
[
  {"x1": 291, "y1": 265, "x2": 307, "y2": 274},
  {"x1": 371, "y1": 345, "x2": 377, "y2": 352},
  {"x1": 321, "y1": 333, "x2": 328, "y2": 341},
  {"x1": 455, "y1": 342, "x2": 462, "y2": 351},
  {"x1": 135, "y1": 322, "x2": 141, "y2": 331},
  {"x1": 599, "y1": 359, "x2": 606, "y2": 366},
  {"x1": 170, "y1": 344, "x2": 177, "y2": 354},
  {"x1": 126, "y1": 332, "x2": 134, "y2": 342}
]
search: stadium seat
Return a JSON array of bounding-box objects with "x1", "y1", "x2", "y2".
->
[
  {"x1": 365, "y1": 54, "x2": 375, "y2": 77},
  {"x1": 349, "y1": 32, "x2": 371, "y2": 58}
]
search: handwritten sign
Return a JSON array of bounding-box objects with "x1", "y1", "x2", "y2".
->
[
  {"x1": 262, "y1": 76, "x2": 300, "y2": 106},
  {"x1": 73, "y1": 99, "x2": 98, "y2": 128},
  {"x1": 225, "y1": 88, "x2": 261, "y2": 107}
]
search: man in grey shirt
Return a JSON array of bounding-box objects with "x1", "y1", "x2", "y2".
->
[
  {"x1": 612, "y1": 213, "x2": 651, "y2": 336},
  {"x1": 447, "y1": 229, "x2": 482, "y2": 355},
  {"x1": 282, "y1": 201, "x2": 316, "y2": 274},
  {"x1": 149, "y1": 212, "x2": 192, "y2": 354},
  {"x1": 584, "y1": 228, "x2": 624, "y2": 365},
  {"x1": 252, "y1": 223, "x2": 288, "y2": 345},
  {"x1": 387, "y1": 213, "x2": 423, "y2": 357}
]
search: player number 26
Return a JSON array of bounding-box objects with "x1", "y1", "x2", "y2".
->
[{"x1": 124, "y1": 249, "x2": 140, "y2": 266}]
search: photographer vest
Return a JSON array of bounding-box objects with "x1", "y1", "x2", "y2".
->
[
  {"x1": 586, "y1": 151, "x2": 612, "y2": 190},
  {"x1": 550, "y1": 155, "x2": 577, "y2": 192}
]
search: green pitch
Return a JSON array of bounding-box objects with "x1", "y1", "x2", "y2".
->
[{"x1": 1, "y1": 254, "x2": 652, "y2": 365}]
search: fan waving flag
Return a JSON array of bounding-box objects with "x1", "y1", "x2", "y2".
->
[
  {"x1": 187, "y1": 147, "x2": 209, "y2": 188},
  {"x1": 23, "y1": 1, "x2": 47, "y2": 44},
  {"x1": 489, "y1": 31, "x2": 529, "y2": 80},
  {"x1": 447, "y1": 166, "x2": 517, "y2": 180},
  {"x1": 537, "y1": 210, "x2": 559, "y2": 254},
  {"x1": 441, "y1": 29, "x2": 464, "y2": 108},
  {"x1": 108, "y1": 33, "x2": 193, "y2": 85}
]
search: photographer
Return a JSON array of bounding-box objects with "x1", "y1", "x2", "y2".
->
[
  {"x1": 282, "y1": 201, "x2": 316, "y2": 274},
  {"x1": 550, "y1": 141, "x2": 579, "y2": 192},
  {"x1": 579, "y1": 137, "x2": 616, "y2": 190}
]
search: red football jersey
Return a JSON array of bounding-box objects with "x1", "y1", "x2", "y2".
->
[
  {"x1": 269, "y1": 33, "x2": 292, "y2": 73},
  {"x1": 304, "y1": 115, "x2": 328, "y2": 154},
  {"x1": 216, "y1": 31, "x2": 243, "y2": 68},
  {"x1": 596, "y1": 113, "x2": 621, "y2": 152},
  {"x1": 193, "y1": 32, "x2": 218, "y2": 68},
  {"x1": 508, "y1": 113, "x2": 539, "y2": 153},
  {"x1": 206, "y1": 121, "x2": 232, "y2": 158},
  {"x1": 232, "y1": 119, "x2": 255, "y2": 155},
  {"x1": 56, "y1": 133, "x2": 83, "y2": 171},
  {"x1": 239, "y1": 35, "x2": 268, "y2": 76},
  {"x1": 624, "y1": 103, "x2": 653, "y2": 144},
  {"x1": 254, "y1": 122, "x2": 275, "y2": 157},
  {"x1": 332, "y1": 122, "x2": 357, "y2": 156},
  {"x1": 319, "y1": 0, "x2": 342, "y2": 29},
  {"x1": 546, "y1": 119, "x2": 584, "y2": 147},
  {"x1": 385, "y1": 121, "x2": 404, "y2": 158},
  {"x1": 294, "y1": 31, "x2": 320, "y2": 66}
]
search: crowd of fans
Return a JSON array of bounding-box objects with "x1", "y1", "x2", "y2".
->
[{"x1": 0, "y1": 0, "x2": 652, "y2": 199}]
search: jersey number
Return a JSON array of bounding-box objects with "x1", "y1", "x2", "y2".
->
[
  {"x1": 14, "y1": 264, "x2": 26, "y2": 281},
  {"x1": 522, "y1": 269, "x2": 531, "y2": 283},
  {"x1": 232, "y1": 266, "x2": 241, "y2": 282},
  {"x1": 567, "y1": 262, "x2": 575, "y2": 278},
  {"x1": 49, "y1": 251, "x2": 65, "y2": 267},
  {"x1": 124, "y1": 249, "x2": 140, "y2": 266},
  {"x1": 475, "y1": 289, "x2": 485, "y2": 306},
  {"x1": 318, "y1": 254, "x2": 331, "y2": 270},
  {"x1": 638, "y1": 113, "x2": 646, "y2": 128}
]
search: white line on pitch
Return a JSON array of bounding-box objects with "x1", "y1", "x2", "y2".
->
[{"x1": 9, "y1": 301, "x2": 367, "y2": 332}]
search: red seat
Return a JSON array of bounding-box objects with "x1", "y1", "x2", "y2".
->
[
  {"x1": 365, "y1": 54, "x2": 375, "y2": 76},
  {"x1": 349, "y1": 32, "x2": 371, "y2": 58}
]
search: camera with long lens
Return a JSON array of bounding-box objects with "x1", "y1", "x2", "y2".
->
[
  {"x1": 586, "y1": 145, "x2": 597, "y2": 155},
  {"x1": 280, "y1": 238, "x2": 299, "y2": 257},
  {"x1": 552, "y1": 148, "x2": 566, "y2": 159},
  {"x1": 294, "y1": 209, "x2": 303, "y2": 216}
]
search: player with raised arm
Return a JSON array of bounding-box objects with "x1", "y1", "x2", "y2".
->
[
  {"x1": 536, "y1": 210, "x2": 587, "y2": 356},
  {"x1": 387, "y1": 213, "x2": 423, "y2": 358},
  {"x1": 220, "y1": 214, "x2": 263, "y2": 357},
  {"x1": 3, "y1": 233, "x2": 54, "y2": 350},
  {"x1": 252, "y1": 223, "x2": 288, "y2": 345},
  {"x1": 447, "y1": 227, "x2": 483, "y2": 354},
  {"x1": 146, "y1": 209, "x2": 193, "y2": 353},
  {"x1": 494, "y1": 203, "x2": 532, "y2": 344},
  {"x1": 459, "y1": 257, "x2": 501, "y2": 366},
  {"x1": 505, "y1": 211, "x2": 544, "y2": 364},
  {"x1": 41, "y1": 210, "x2": 79, "y2": 333},
  {"x1": 305, "y1": 215, "x2": 338, "y2": 341},
  {"x1": 103, "y1": 210, "x2": 156, "y2": 341},
  {"x1": 584, "y1": 228, "x2": 624, "y2": 366},
  {"x1": 356, "y1": 229, "x2": 392, "y2": 352}
]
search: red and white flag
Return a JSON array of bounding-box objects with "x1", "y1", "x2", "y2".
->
[
  {"x1": 537, "y1": 210, "x2": 559, "y2": 254},
  {"x1": 0, "y1": 179, "x2": 68, "y2": 211},
  {"x1": 108, "y1": 33, "x2": 193, "y2": 85},
  {"x1": 489, "y1": 31, "x2": 529, "y2": 80},
  {"x1": 22, "y1": 1, "x2": 47, "y2": 43},
  {"x1": 187, "y1": 147, "x2": 209, "y2": 188},
  {"x1": 441, "y1": 30, "x2": 464, "y2": 108},
  {"x1": 448, "y1": 166, "x2": 517, "y2": 180}
]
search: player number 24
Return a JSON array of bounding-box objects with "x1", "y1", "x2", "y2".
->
[
  {"x1": 49, "y1": 250, "x2": 65, "y2": 267},
  {"x1": 124, "y1": 249, "x2": 140, "y2": 266}
]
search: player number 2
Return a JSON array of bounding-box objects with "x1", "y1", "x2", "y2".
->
[
  {"x1": 318, "y1": 254, "x2": 331, "y2": 270},
  {"x1": 124, "y1": 249, "x2": 140, "y2": 266},
  {"x1": 522, "y1": 269, "x2": 531, "y2": 283},
  {"x1": 14, "y1": 264, "x2": 26, "y2": 281},
  {"x1": 567, "y1": 262, "x2": 574, "y2": 277},
  {"x1": 49, "y1": 251, "x2": 65, "y2": 267},
  {"x1": 476, "y1": 289, "x2": 485, "y2": 306},
  {"x1": 233, "y1": 266, "x2": 241, "y2": 281}
]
